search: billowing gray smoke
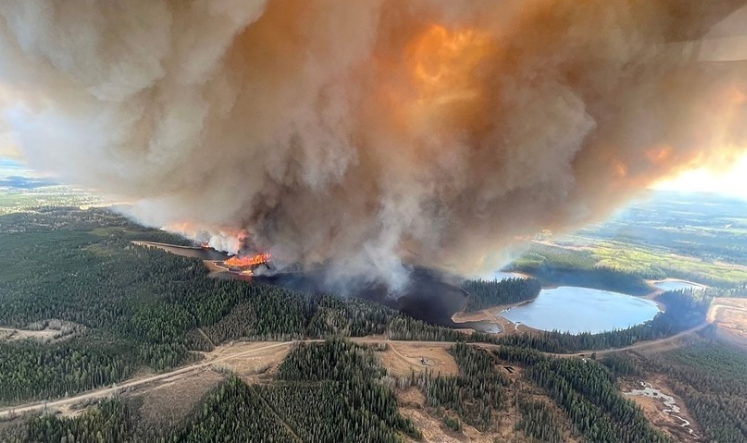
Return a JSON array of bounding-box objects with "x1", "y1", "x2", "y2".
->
[{"x1": 1, "y1": 0, "x2": 746, "y2": 291}]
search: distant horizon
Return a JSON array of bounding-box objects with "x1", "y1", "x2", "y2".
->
[{"x1": 2, "y1": 154, "x2": 746, "y2": 203}]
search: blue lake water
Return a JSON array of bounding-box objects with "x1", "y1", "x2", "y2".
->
[
  {"x1": 501, "y1": 286, "x2": 660, "y2": 334},
  {"x1": 653, "y1": 280, "x2": 705, "y2": 292}
]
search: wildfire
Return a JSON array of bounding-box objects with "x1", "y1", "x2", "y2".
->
[{"x1": 224, "y1": 253, "x2": 272, "y2": 268}]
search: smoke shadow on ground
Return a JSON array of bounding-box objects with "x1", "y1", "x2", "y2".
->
[
  {"x1": 144, "y1": 241, "x2": 500, "y2": 333},
  {"x1": 255, "y1": 266, "x2": 501, "y2": 333}
]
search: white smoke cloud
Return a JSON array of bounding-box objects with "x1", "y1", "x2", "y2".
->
[{"x1": 1, "y1": 0, "x2": 746, "y2": 292}]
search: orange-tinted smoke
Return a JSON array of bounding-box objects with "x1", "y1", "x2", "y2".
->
[{"x1": 0, "y1": 0, "x2": 746, "y2": 289}]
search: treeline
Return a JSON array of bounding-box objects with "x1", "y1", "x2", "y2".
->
[
  {"x1": 21, "y1": 399, "x2": 131, "y2": 443},
  {"x1": 260, "y1": 339, "x2": 420, "y2": 441},
  {"x1": 9, "y1": 340, "x2": 419, "y2": 442},
  {"x1": 11, "y1": 381, "x2": 295, "y2": 443},
  {"x1": 0, "y1": 338, "x2": 138, "y2": 405},
  {"x1": 497, "y1": 289, "x2": 712, "y2": 353},
  {"x1": 495, "y1": 347, "x2": 668, "y2": 443},
  {"x1": 400, "y1": 343, "x2": 508, "y2": 430},
  {"x1": 641, "y1": 338, "x2": 747, "y2": 442},
  {"x1": 516, "y1": 399, "x2": 564, "y2": 443},
  {"x1": 462, "y1": 278, "x2": 541, "y2": 312},
  {"x1": 507, "y1": 244, "x2": 652, "y2": 295},
  {"x1": 0, "y1": 209, "x2": 482, "y2": 404},
  {"x1": 168, "y1": 377, "x2": 297, "y2": 442}
]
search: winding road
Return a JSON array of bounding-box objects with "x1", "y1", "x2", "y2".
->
[
  {"x1": 0, "y1": 341, "x2": 292, "y2": 419},
  {"x1": 0, "y1": 327, "x2": 712, "y2": 419}
]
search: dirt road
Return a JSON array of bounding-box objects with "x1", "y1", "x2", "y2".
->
[
  {"x1": 557, "y1": 322, "x2": 709, "y2": 358},
  {"x1": 0, "y1": 328, "x2": 710, "y2": 419},
  {"x1": 0, "y1": 341, "x2": 293, "y2": 419}
]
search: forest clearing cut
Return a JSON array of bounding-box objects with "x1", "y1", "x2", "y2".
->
[
  {"x1": 0, "y1": 319, "x2": 82, "y2": 343},
  {"x1": 621, "y1": 376, "x2": 702, "y2": 443},
  {"x1": 708, "y1": 298, "x2": 747, "y2": 347},
  {"x1": 377, "y1": 342, "x2": 459, "y2": 377}
]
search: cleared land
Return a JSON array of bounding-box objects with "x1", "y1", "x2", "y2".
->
[
  {"x1": 0, "y1": 327, "x2": 59, "y2": 342},
  {"x1": 0, "y1": 320, "x2": 82, "y2": 343},
  {"x1": 377, "y1": 342, "x2": 459, "y2": 377},
  {"x1": 452, "y1": 304, "x2": 540, "y2": 335},
  {"x1": 708, "y1": 298, "x2": 747, "y2": 346},
  {"x1": 621, "y1": 377, "x2": 702, "y2": 443},
  {"x1": 210, "y1": 340, "x2": 292, "y2": 381},
  {"x1": 126, "y1": 370, "x2": 225, "y2": 433},
  {"x1": 0, "y1": 330, "x2": 715, "y2": 426},
  {"x1": 0, "y1": 341, "x2": 293, "y2": 419}
]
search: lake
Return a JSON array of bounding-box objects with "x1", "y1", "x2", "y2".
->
[
  {"x1": 501, "y1": 286, "x2": 660, "y2": 334},
  {"x1": 653, "y1": 280, "x2": 705, "y2": 292}
]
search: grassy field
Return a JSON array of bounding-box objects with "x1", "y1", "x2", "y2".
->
[
  {"x1": 0, "y1": 185, "x2": 103, "y2": 215},
  {"x1": 514, "y1": 192, "x2": 747, "y2": 288}
]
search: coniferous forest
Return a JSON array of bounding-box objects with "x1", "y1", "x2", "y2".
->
[
  {"x1": 0, "y1": 208, "x2": 467, "y2": 405},
  {"x1": 1, "y1": 207, "x2": 746, "y2": 442},
  {"x1": 461, "y1": 277, "x2": 542, "y2": 311}
]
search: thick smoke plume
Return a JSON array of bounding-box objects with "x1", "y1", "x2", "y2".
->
[{"x1": 1, "y1": 0, "x2": 746, "y2": 290}]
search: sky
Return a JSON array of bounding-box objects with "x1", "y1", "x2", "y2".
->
[
  {"x1": 2, "y1": 151, "x2": 746, "y2": 200},
  {"x1": 653, "y1": 151, "x2": 747, "y2": 199}
]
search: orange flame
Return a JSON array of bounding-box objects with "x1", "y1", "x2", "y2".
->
[{"x1": 224, "y1": 253, "x2": 272, "y2": 268}]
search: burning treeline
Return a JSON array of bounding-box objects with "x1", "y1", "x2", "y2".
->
[{"x1": 0, "y1": 0, "x2": 746, "y2": 290}]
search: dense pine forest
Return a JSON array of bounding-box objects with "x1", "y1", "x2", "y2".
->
[
  {"x1": 639, "y1": 336, "x2": 747, "y2": 443},
  {"x1": 413, "y1": 343, "x2": 509, "y2": 430},
  {"x1": 3, "y1": 207, "x2": 747, "y2": 442},
  {"x1": 461, "y1": 277, "x2": 541, "y2": 311},
  {"x1": 495, "y1": 346, "x2": 669, "y2": 443},
  {"x1": 6, "y1": 340, "x2": 420, "y2": 442},
  {"x1": 0, "y1": 208, "x2": 467, "y2": 404}
]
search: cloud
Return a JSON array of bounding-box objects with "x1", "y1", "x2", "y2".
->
[{"x1": 0, "y1": 0, "x2": 745, "y2": 290}]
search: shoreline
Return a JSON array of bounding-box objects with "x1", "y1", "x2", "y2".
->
[{"x1": 451, "y1": 299, "x2": 542, "y2": 336}]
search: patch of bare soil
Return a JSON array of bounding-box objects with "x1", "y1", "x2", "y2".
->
[
  {"x1": 400, "y1": 406, "x2": 506, "y2": 443},
  {"x1": 398, "y1": 376, "x2": 579, "y2": 443},
  {"x1": 708, "y1": 298, "x2": 747, "y2": 346},
  {"x1": 628, "y1": 332, "x2": 701, "y2": 357},
  {"x1": 378, "y1": 343, "x2": 459, "y2": 377},
  {"x1": 452, "y1": 305, "x2": 540, "y2": 336},
  {"x1": 126, "y1": 370, "x2": 225, "y2": 434},
  {"x1": 621, "y1": 376, "x2": 702, "y2": 443},
  {"x1": 203, "y1": 260, "x2": 228, "y2": 273},
  {"x1": 210, "y1": 341, "x2": 292, "y2": 381},
  {"x1": 400, "y1": 407, "x2": 465, "y2": 443},
  {"x1": 0, "y1": 319, "x2": 84, "y2": 343},
  {"x1": 494, "y1": 379, "x2": 580, "y2": 443},
  {"x1": 396, "y1": 387, "x2": 426, "y2": 409}
]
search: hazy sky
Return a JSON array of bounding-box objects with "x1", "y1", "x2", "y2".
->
[
  {"x1": 654, "y1": 151, "x2": 747, "y2": 199},
  {"x1": 2, "y1": 151, "x2": 746, "y2": 201}
]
